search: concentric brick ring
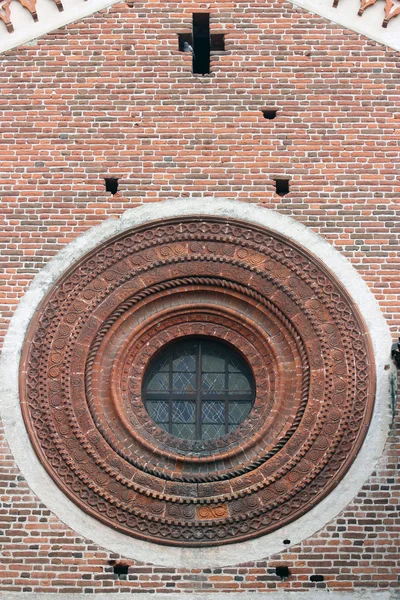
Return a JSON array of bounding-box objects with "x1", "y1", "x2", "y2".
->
[
  {"x1": 20, "y1": 216, "x2": 375, "y2": 546},
  {"x1": 88, "y1": 281, "x2": 307, "y2": 475}
]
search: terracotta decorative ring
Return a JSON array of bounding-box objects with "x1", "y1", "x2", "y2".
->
[{"x1": 20, "y1": 216, "x2": 375, "y2": 546}]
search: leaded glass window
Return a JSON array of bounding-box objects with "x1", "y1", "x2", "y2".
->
[{"x1": 142, "y1": 338, "x2": 255, "y2": 441}]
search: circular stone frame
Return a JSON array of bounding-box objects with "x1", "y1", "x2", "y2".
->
[
  {"x1": 1, "y1": 199, "x2": 392, "y2": 566},
  {"x1": 20, "y1": 213, "x2": 375, "y2": 547}
]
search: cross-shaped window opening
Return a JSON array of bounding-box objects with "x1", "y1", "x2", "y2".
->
[{"x1": 178, "y1": 14, "x2": 226, "y2": 75}]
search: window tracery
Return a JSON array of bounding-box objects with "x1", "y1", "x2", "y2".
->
[{"x1": 143, "y1": 338, "x2": 255, "y2": 441}]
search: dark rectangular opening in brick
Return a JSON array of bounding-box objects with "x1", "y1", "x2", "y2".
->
[
  {"x1": 262, "y1": 109, "x2": 277, "y2": 120},
  {"x1": 105, "y1": 178, "x2": 118, "y2": 195},
  {"x1": 310, "y1": 575, "x2": 325, "y2": 582},
  {"x1": 275, "y1": 566, "x2": 290, "y2": 580},
  {"x1": 178, "y1": 33, "x2": 193, "y2": 52},
  {"x1": 211, "y1": 33, "x2": 225, "y2": 51},
  {"x1": 274, "y1": 178, "x2": 289, "y2": 196},
  {"x1": 110, "y1": 561, "x2": 129, "y2": 578},
  {"x1": 193, "y1": 13, "x2": 210, "y2": 75}
]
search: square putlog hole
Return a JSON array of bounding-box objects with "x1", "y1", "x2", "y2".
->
[
  {"x1": 211, "y1": 34, "x2": 225, "y2": 51},
  {"x1": 274, "y1": 178, "x2": 290, "y2": 196},
  {"x1": 275, "y1": 566, "x2": 290, "y2": 580},
  {"x1": 105, "y1": 178, "x2": 119, "y2": 195},
  {"x1": 262, "y1": 109, "x2": 278, "y2": 120}
]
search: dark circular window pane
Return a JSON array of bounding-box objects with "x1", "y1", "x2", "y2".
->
[{"x1": 142, "y1": 338, "x2": 255, "y2": 441}]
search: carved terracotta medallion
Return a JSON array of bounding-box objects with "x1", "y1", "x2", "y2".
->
[{"x1": 20, "y1": 217, "x2": 375, "y2": 546}]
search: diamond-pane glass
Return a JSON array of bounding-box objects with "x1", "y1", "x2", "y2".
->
[
  {"x1": 228, "y1": 401, "x2": 252, "y2": 424},
  {"x1": 143, "y1": 338, "x2": 255, "y2": 441},
  {"x1": 202, "y1": 373, "x2": 225, "y2": 394},
  {"x1": 171, "y1": 423, "x2": 196, "y2": 440},
  {"x1": 172, "y1": 345, "x2": 196, "y2": 372},
  {"x1": 228, "y1": 358, "x2": 241, "y2": 373},
  {"x1": 228, "y1": 373, "x2": 251, "y2": 393},
  {"x1": 202, "y1": 401, "x2": 225, "y2": 424},
  {"x1": 172, "y1": 401, "x2": 196, "y2": 423},
  {"x1": 146, "y1": 372, "x2": 169, "y2": 392},
  {"x1": 172, "y1": 372, "x2": 196, "y2": 393},
  {"x1": 202, "y1": 424, "x2": 225, "y2": 440},
  {"x1": 146, "y1": 401, "x2": 169, "y2": 422},
  {"x1": 202, "y1": 352, "x2": 225, "y2": 372}
]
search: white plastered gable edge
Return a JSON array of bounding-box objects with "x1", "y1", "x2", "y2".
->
[
  {"x1": 0, "y1": 198, "x2": 394, "y2": 568},
  {"x1": 288, "y1": 0, "x2": 400, "y2": 52},
  {"x1": 1, "y1": 0, "x2": 400, "y2": 54},
  {"x1": 0, "y1": 0, "x2": 120, "y2": 54}
]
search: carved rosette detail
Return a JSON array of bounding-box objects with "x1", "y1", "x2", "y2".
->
[{"x1": 21, "y1": 217, "x2": 375, "y2": 546}]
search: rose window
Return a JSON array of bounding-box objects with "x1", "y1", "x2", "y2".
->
[
  {"x1": 143, "y1": 338, "x2": 255, "y2": 441},
  {"x1": 20, "y1": 216, "x2": 375, "y2": 546}
]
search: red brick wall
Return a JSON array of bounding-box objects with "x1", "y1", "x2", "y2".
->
[{"x1": 0, "y1": 0, "x2": 399, "y2": 592}]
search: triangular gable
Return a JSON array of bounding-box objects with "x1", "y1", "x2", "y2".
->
[{"x1": 1, "y1": 0, "x2": 399, "y2": 54}]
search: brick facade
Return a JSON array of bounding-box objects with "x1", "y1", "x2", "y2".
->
[{"x1": 0, "y1": 0, "x2": 399, "y2": 594}]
